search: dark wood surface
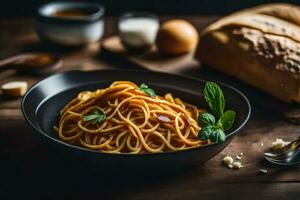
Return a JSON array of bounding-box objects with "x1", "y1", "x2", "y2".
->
[
  {"x1": 101, "y1": 35, "x2": 199, "y2": 73},
  {"x1": 0, "y1": 16, "x2": 300, "y2": 200}
]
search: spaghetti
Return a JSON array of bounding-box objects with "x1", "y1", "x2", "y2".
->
[{"x1": 54, "y1": 81, "x2": 208, "y2": 153}]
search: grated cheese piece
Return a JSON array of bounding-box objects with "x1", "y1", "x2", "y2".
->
[
  {"x1": 228, "y1": 164, "x2": 233, "y2": 169},
  {"x1": 259, "y1": 169, "x2": 268, "y2": 175},
  {"x1": 223, "y1": 155, "x2": 234, "y2": 165},
  {"x1": 236, "y1": 155, "x2": 242, "y2": 160},
  {"x1": 232, "y1": 161, "x2": 243, "y2": 169},
  {"x1": 272, "y1": 138, "x2": 290, "y2": 150}
]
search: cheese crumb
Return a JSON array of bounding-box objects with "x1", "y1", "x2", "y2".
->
[
  {"x1": 272, "y1": 138, "x2": 290, "y2": 150},
  {"x1": 260, "y1": 143, "x2": 264, "y2": 146},
  {"x1": 233, "y1": 161, "x2": 243, "y2": 169},
  {"x1": 236, "y1": 155, "x2": 242, "y2": 160},
  {"x1": 228, "y1": 164, "x2": 233, "y2": 169},
  {"x1": 259, "y1": 169, "x2": 268, "y2": 174},
  {"x1": 223, "y1": 155, "x2": 234, "y2": 165},
  {"x1": 240, "y1": 152, "x2": 243, "y2": 156}
]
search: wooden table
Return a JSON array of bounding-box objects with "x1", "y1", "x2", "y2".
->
[{"x1": 0, "y1": 16, "x2": 300, "y2": 200}]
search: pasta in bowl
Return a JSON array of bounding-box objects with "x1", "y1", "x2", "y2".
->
[
  {"x1": 54, "y1": 81, "x2": 208, "y2": 153},
  {"x1": 22, "y1": 70, "x2": 250, "y2": 167}
]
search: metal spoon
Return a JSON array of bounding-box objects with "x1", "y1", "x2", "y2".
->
[
  {"x1": 264, "y1": 137, "x2": 300, "y2": 166},
  {"x1": 0, "y1": 53, "x2": 62, "y2": 75}
]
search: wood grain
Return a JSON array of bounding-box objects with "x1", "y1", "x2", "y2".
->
[
  {"x1": 101, "y1": 36, "x2": 199, "y2": 73},
  {"x1": 0, "y1": 16, "x2": 300, "y2": 200}
]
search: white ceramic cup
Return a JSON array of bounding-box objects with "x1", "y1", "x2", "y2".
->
[{"x1": 118, "y1": 12, "x2": 159, "y2": 51}]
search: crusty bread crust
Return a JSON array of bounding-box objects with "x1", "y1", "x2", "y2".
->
[
  {"x1": 197, "y1": 5, "x2": 300, "y2": 103},
  {"x1": 203, "y1": 14, "x2": 300, "y2": 43},
  {"x1": 236, "y1": 3, "x2": 300, "y2": 27}
]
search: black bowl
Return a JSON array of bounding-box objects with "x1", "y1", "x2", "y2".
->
[{"x1": 21, "y1": 69, "x2": 251, "y2": 169}]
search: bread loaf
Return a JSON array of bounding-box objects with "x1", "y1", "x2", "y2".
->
[
  {"x1": 236, "y1": 3, "x2": 300, "y2": 27},
  {"x1": 197, "y1": 4, "x2": 300, "y2": 103}
]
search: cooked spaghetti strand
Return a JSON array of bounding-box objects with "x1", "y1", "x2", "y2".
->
[{"x1": 55, "y1": 81, "x2": 208, "y2": 153}]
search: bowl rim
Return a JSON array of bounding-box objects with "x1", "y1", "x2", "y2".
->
[
  {"x1": 118, "y1": 11, "x2": 159, "y2": 33},
  {"x1": 37, "y1": 1, "x2": 105, "y2": 24},
  {"x1": 21, "y1": 69, "x2": 251, "y2": 157}
]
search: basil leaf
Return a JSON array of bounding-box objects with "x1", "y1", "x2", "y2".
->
[
  {"x1": 204, "y1": 82, "x2": 225, "y2": 118},
  {"x1": 210, "y1": 128, "x2": 226, "y2": 144},
  {"x1": 198, "y1": 112, "x2": 215, "y2": 126},
  {"x1": 83, "y1": 114, "x2": 98, "y2": 121},
  {"x1": 215, "y1": 129, "x2": 226, "y2": 143},
  {"x1": 139, "y1": 83, "x2": 156, "y2": 97},
  {"x1": 198, "y1": 125, "x2": 214, "y2": 140},
  {"x1": 83, "y1": 110, "x2": 106, "y2": 125},
  {"x1": 209, "y1": 129, "x2": 217, "y2": 142},
  {"x1": 93, "y1": 115, "x2": 106, "y2": 125},
  {"x1": 217, "y1": 110, "x2": 236, "y2": 131},
  {"x1": 198, "y1": 82, "x2": 235, "y2": 144}
]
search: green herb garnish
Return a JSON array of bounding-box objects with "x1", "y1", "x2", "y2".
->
[
  {"x1": 83, "y1": 110, "x2": 106, "y2": 125},
  {"x1": 198, "y1": 82, "x2": 236, "y2": 144},
  {"x1": 139, "y1": 83, "x2": 156, "y2": 97},
  {"x1": 203, "y1": 81, "x2": 225, "y2": 118}
]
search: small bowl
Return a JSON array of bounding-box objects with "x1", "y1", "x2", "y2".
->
[
  {"x1": 36, "y1": 1, "x2": 105, "y2": 46},
  {"x1": 21, "y1": 69, "x2": 251, "y2": 170}
]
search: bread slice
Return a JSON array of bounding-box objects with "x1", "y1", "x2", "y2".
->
[
  {"x1": 198, "y1": 13, "x2": 300, "y2": 103},
  {"x1": 1, "y1": 81, "x2": 28, "y2": 97}
]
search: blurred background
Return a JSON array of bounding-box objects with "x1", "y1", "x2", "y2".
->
[{"x1": 1, "y1": 0, "x2": 300, "y2": 17}]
